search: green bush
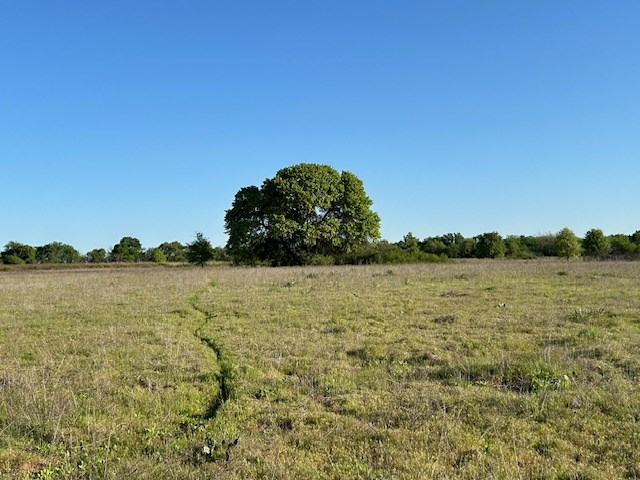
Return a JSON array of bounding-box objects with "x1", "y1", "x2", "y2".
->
[
  {"x1": 1, "y1": 254, "x2": 25, "y2": 265},
  {"x1": 505, "y1": 236, "x2": 535, "y2": 259},
  {"x1": 343, "y1": 241, "x2": 443, "y2": 265},
  {"x1": 307, "y1": 254, "x2": 335, "y2": 266},
  {"x1": 147, "y1": 248, "x2": 167, "y2": 263},
  {"x1": 609, "y1": 234, "x2": 637, "y2": 258}
]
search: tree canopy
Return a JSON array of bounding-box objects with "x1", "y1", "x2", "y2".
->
[
  {"x1": 158, "y1": 241, "x2": 187, "y2": 262},
  {"x1": 582, "y1": 228, "x2": 611, "y2": 258},
  {"x1": 186, "y1": 232, "x2": 214, "y2": 267},
  {"x1": 225, "y1": 163, "x2": 380, "y2": 265},
  {"x1": 554, "y1": 228, "x2": 582, "y2": 259},
  {"x1": 86, "y1": 248, "x2": 107, "y2": 263},
  {"x1": 36, "y1": 242, "x2": 82, "y2": 264},
  {"x1": 109, "y1": 237, "x2": 143, "y2": 262},
  {"x1": 474, "y1": 232, "x2": 506, "y2": 259},
  {"x1": 1, "y1": 242, "x2": 36, "y2": 265}
]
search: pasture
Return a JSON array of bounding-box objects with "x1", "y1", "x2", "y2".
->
[{"x1": 1, "y1": 261, "x2": 639, "y2": 479}]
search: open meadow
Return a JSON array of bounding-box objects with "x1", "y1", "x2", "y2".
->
[{"x1": 1, "y1": 261, "x2": 639, "y2": 479}]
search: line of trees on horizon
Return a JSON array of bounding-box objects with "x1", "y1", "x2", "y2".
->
[
  {"x1": 4, "y1": 164, "x2": 638, "y2": 267},
  {"x1": 322, "y1": 227, "x2": 640, "y2": 265},
  {"x1": 2, "y1": 227, "x2": 639, "y2": 267},
  {"x1": 0, "y1": 236, "x2": 230, "y2": 266},
  {"x1": 220, "y1": 163, "x2": 640, "y2": 266},
  {"x1": 383, "y1": 227, "x2": 640, "y2": 263}
]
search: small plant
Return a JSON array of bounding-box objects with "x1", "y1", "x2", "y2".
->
[
  {"x1": 36, "y1": 467, "x2": 65, "y2": 480},
  {"x1": 569, "y1": 307, "x2": 608, "y2": 323},
  {"x1": 196, "y1": 436, "x2": 239, "y2": 462}
]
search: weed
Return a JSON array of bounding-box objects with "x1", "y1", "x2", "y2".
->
[
  {"x1": 569, "y1": 307, "x2": 609, "y2": 323},
  {"x1": 577, "y1": 327, "x2": 598, "y2": 340},
  {"x1": 195, "y1": 436, "x2": 239, "y2": 463}
]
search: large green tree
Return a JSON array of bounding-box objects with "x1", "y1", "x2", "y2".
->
[{"x1": 225, "y1": 163, "x2": 380, "y2": 265}]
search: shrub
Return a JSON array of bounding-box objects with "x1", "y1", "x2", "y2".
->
[
  {"x1": 307, "y1": 254, "x2": 335, "y2": 266},
  {"x1": 505, "y1": 236, "x2": 534, "y2": 259},
  {"x1": 1, "y1": 254, "x2": 25, "y2": 265},
  {"x1": 147, "y1": 248, "x2": 167, "y2": 263},
  {"x1": 343, "y1": 241, "x2": 443, "y2": 265},
  {"x1": 521, "y1": 234, "x2": 556, "y2": 257},
  {"x1": 609, "y1": 234, "x2": 636, "y2": 258}
]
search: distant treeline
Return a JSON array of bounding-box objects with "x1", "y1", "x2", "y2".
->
[
  {"x1": 0, "y1": 237, "x2": 229, "y2": 266},
  {"x1": 2, "y1": 228, "x2": 639, "y2": 267},
  {"x1": 345, "y1": 228, "x2": 640, "y2": 265}
]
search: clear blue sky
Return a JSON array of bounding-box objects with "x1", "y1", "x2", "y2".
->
[{"x1": 2, "y1": 1, "x2": 639, "y2": 253}]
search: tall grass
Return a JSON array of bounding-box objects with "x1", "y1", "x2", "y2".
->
[
  {"x1": 1, "y1": 261, "x2": 639, "y2": 478},
  {"x1": 0, "y1": 268, "x2": 216, "y2": 478}
]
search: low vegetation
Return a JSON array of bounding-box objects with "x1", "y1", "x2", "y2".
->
[{"x1": 1, "y1": 261, "x2": 639, "y2": 478}]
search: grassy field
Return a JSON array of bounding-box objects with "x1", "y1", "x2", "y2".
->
[{"x1": 1, "y1": 261, "x2": 639, "y2": 479}]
